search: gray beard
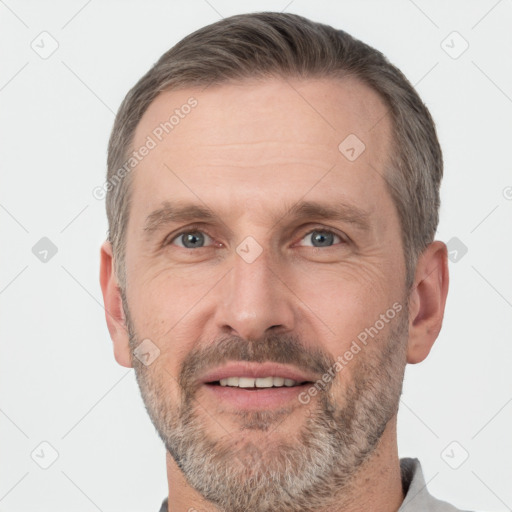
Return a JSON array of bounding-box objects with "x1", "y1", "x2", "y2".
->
[{"x1": 126, "y1": 299, "x2": 408, "y2": 512}]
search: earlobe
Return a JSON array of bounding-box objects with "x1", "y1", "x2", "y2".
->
[
  {"x1": 406, "y1": 241, "x2": 449, "y2": 364},
  {"x1": 99, "y1": 241, "x2": 133, "y2": 368}
]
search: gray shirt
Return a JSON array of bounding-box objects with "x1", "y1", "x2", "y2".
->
[
  {"x1": 158, "y1": 457, "x2": 469, "y2": 511},
  {"x1": 398, "y1": 458, "x2": 469, "y2": 511}
]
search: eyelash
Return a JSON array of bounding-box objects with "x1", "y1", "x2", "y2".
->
[{"x1": 165, "y1": 223, "x2": 348, "y2": 248}]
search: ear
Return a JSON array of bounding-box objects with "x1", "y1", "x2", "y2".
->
[
  {"x1": 99, "y1": 241, "x2": 133, "y2": 368},
  {"x1": 406, "y1": 240, "x2": 449, "y2": 364}
]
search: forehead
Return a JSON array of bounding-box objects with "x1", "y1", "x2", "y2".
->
[{"x1": 129, "y1": 77, "x2": 394, "y2": 227}]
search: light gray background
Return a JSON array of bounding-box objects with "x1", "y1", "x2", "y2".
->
[{"x1": 1, "y1": 0, "x2": 511, "y2": 511}]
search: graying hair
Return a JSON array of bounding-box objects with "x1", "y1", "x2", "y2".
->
[{"x1": 106, "y1": 12, "x2": 442, "y2": 291}]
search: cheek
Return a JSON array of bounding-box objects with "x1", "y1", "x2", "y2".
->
[
  {"x1": 289, "y1": 266, "x2": 403, "y2": 386},
  {"x1": 126, "y1": 266, "x2": 215, "y2": 374},
  {"x1": 129, "y1": 263, "x2": 208, "y2": 325},
  {"x1": 293, "y1": 260, "x2": 396, "y2": 330}
]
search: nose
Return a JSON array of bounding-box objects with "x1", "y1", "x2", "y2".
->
[{"x1": 214, "y1": 246, "x2": 296, "y2": 341}]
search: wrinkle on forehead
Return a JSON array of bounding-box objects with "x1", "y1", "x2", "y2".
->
[{"x1": 132, "y1": 76, "x2": 392, "y2": 162}]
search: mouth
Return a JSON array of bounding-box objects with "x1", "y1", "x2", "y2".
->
[
  {"x1": 199, "y1": 362, "x2": 317, "y2": 410},
  {"x1": 208, "y1": 376, "x2": 308, "y2": 388}
]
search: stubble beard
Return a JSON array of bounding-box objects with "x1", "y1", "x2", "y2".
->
[{"x1": 124, "y1": 295, "x2": 408, "y2": 512}]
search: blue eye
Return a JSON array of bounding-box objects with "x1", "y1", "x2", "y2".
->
[
  {"x1": 299, "y1": 229, "x2": 343, "y2": 248},
  {"x1": 167, "y1": 227, "x2": 344, "y2": 250},
  {"x1": 172, "y1": 231, "x2": 213, "y2": 249}
]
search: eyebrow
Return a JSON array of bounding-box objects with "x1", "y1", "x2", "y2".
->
[
  {"x1": 144, "y1": 201, "x2": 220, "y2": 237},
  {"x1": 143, "y1": 199, "x2": 371, "y2": 238}
]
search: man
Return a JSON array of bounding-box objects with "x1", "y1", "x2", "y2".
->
[{"x1": 99, "y1": 11, "x2": 468, "y2": 512}]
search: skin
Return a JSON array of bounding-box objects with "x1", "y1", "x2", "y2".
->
[{"x1": 100, "y1": 77, "x2": 449, "y2": 511}]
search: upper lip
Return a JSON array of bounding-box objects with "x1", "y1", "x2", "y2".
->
[{"x1": 200, "y1": 362, "x2": 318, "y2": 384}]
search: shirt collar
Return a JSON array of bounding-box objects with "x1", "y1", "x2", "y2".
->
[{"x1": 398, "y1": 457, "x2": 463, "y2": 511}]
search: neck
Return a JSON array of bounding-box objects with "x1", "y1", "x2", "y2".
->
[{"x1": 164, "y1": 417, "x2": 404, "y2": 512}]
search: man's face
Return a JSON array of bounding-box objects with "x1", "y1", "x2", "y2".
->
[{"x1": 122, "y1": 77, "x2": 409, "y2": 511}]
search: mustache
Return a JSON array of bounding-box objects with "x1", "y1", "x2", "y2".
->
[{"x1": 178, "y1": 332, "x2": 336, "y2": 394}]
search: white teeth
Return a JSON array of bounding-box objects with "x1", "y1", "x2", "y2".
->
[
  {"x1": 238, "y1": 377, "x2": 255, "y2": 388},
  {"x1": 273, "y1": 377, "x2": 285, "y2": 386},
  {"x1": 217, "y1": 377, "x2": 301, "y2": 388},
  {"x1": 255, "y1": 377, "x2": 274, "y2": 388},
  {"x1": 227, "y1": 377, "x2": 239, "y2": 386}
]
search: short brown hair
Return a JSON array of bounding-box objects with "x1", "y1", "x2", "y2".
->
[{"x1": 106, "y1": 12, "x2": 443, "y2": 290}]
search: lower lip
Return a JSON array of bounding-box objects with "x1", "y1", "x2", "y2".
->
[{"x1": 203, "y1": 383, "x2": 312, "y2": 410}]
